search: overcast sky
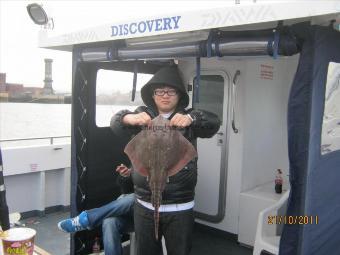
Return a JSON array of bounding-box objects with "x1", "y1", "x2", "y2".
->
[{"x1": 0, "y1": 0, "x2": 233, "y2": 93}]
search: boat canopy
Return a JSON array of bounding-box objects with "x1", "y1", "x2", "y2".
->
[
  {"x1": 39, "y1": 2, "x2": 340, "y2": 254},
  {"x1": 39, "y1": 1, "x2": 340, "y2": 52}
]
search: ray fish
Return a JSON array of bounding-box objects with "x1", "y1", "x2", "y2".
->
[{"x1": 124, "y1": 115, "x2": 197, "y2": 240}]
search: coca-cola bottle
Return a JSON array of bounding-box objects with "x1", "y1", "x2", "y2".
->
[
  {"x1": 92, "y1": 237, "x2": 100, "y2": 254},
  {"x1": 275, "y1": 169, "x2": 283, "y2": 194}
]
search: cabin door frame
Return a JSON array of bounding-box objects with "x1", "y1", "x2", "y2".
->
[{"x1": 189, "y1": 70, "x2": 230, "y2": 222}]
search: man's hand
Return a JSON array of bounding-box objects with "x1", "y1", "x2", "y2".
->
[
  {"x1": 116, "y1": 164, "x2": 131, "y2": 177},
  {"x1": 122, "y1": 112, "x2": 151, "y2": 126},
  {"x1": 169, "y1": 113, "x2": 193, "y2": 128}
]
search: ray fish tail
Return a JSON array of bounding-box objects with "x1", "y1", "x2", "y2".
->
[{"x1": 151, "y1": 179, "x2": 163, "y2": 240}]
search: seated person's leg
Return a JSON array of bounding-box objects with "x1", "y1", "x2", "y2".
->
[
  {"x1": 58, "y1": 193, "x2": 135, "y2": 233},
  {"x1": 58, "y1": 211, "x2": 89, "y2": 233},
  {"x1": 88, "y1": 193, "x2": 135, "y2": 227},
  {"x1": 102, "y1": 215, "x2": 134, "y2": 255}
]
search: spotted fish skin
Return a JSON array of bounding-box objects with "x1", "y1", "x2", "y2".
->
[
  {"x1": 147, "y1": 117, "x2": 176, "y2": 240},
  {"x1": 124, "y1": 115, "x2": 197, "y2": 240}
]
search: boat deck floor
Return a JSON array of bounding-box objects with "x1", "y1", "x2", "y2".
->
[{"x1": 20, "y1": 211, "x2": 253, "y2": 255}]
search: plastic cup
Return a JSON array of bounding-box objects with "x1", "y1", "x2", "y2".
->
[{"x1": 1, "y1": 228, "x2": 36, "y2": 255}]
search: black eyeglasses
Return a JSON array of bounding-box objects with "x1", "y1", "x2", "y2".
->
[{"x1": 154, "y1": 89, "x2": 178, "y2": 96}]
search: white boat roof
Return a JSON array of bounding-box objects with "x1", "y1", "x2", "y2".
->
[{"x1": 39, "y1": 1, "x2": 340, "y2": 51}]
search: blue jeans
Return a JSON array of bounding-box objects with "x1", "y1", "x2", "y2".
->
[{"x1": 86, "y1": 193, "x2": 135, "y2": 255}]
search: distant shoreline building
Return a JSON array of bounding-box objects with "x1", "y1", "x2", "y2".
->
[
  {"x1": 0, "y1": 73, "x2": 43, "y2": 101},
  {"x1": 43, "y1": 58, "x2": 54, "y2": 95},
  {"x1": 0, "y1": 59, "x2": 68, "y2": 103}
]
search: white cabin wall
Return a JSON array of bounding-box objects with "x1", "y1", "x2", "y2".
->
[
  {"x1": 2, "y1": 144, "x2": 71, "y2": 214},
  {"x1": 178, "y1": 55, "x2": 298, "y2": 235},
  {"x1": 240, "y1": 56, "x2": 299, "y2": 192},
  {"x1": 179, "y1": 57, "x2": 246, "y2": 234},
  {"x1": 5, "y1": 173, "x2": 44, "y2": 213},
  {"x1": 45, "y1": 168, "x2": 71, "y2": 208}
]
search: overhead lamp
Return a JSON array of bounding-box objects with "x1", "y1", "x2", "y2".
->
[{"x1": 26, "y1": 3, "x2": 48, "y2": 25}]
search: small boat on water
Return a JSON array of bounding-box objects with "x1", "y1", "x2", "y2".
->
[{"x1": 1, "y1": 2, "x2": 340, "y2": 255}]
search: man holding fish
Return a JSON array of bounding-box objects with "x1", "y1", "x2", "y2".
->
[{"x1": 111, "y1": 65, "x2": 220, "y2": 255}]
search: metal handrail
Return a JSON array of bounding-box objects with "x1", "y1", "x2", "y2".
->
[
  {"x1": 232, "y1": 70, "x2": 240, "y2": 134},
  {"x1": 0, "y1": 135, "x2": 70, "y2": 145}
]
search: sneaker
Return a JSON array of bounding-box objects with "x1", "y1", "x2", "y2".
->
[{"x1": 57, "y1": 211, "x2": 89, "y2": 233}]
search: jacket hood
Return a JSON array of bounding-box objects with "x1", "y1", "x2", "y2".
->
[{"x1": 141, "y1": 66, "x2": 189, "y2": 111}]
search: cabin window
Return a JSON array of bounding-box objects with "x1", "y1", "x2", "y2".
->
[
  {"x1": 193, "y1": 75, "x2": 224, "y2": 123},
  {"x1": 321, "y1": 62, "x2": 340, "y2": 155},
  {"x1": 95, "y1": 69, "x2": 152, "y2": 127}
]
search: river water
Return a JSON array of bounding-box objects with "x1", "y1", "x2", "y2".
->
[{"x1": 0, "y1": 103, "x2": 135, "y2": 147}]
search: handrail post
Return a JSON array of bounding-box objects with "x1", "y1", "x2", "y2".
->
[{"x1": 232, "y1": 70, "x2": 241, "y2": 134}]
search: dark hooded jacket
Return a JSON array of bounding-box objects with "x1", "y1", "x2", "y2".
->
[{"x1": 110, "y1": 66, "x2": 220, "y2": 204}]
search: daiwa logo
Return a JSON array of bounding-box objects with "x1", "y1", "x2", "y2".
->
[
  {"x1": 63, "y1": 30, "x2": 99, "y2": 44},
  {"x1": 111, "y1": 16, "x2": 181, "y2": 37},
  {"x1": 200, "y1": 6, "x2": 276, "y2": 27}
]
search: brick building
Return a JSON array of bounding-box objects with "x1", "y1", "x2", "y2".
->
[{"x1": 0, "y1": 72, "x2": 44, "y2": 101}]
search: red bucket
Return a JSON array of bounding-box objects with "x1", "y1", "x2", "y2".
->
[{"x1": 1, "y1": 228, "x2": 36, "y2": 255}]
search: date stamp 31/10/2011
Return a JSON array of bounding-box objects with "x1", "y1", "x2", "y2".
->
[{"x1": 267, "y1": 215, "x2": 318, "y2": 225}]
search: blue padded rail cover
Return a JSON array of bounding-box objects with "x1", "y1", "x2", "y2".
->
[{"x1": 280, "y1": 25, "x2": 340, "y2": 255}]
